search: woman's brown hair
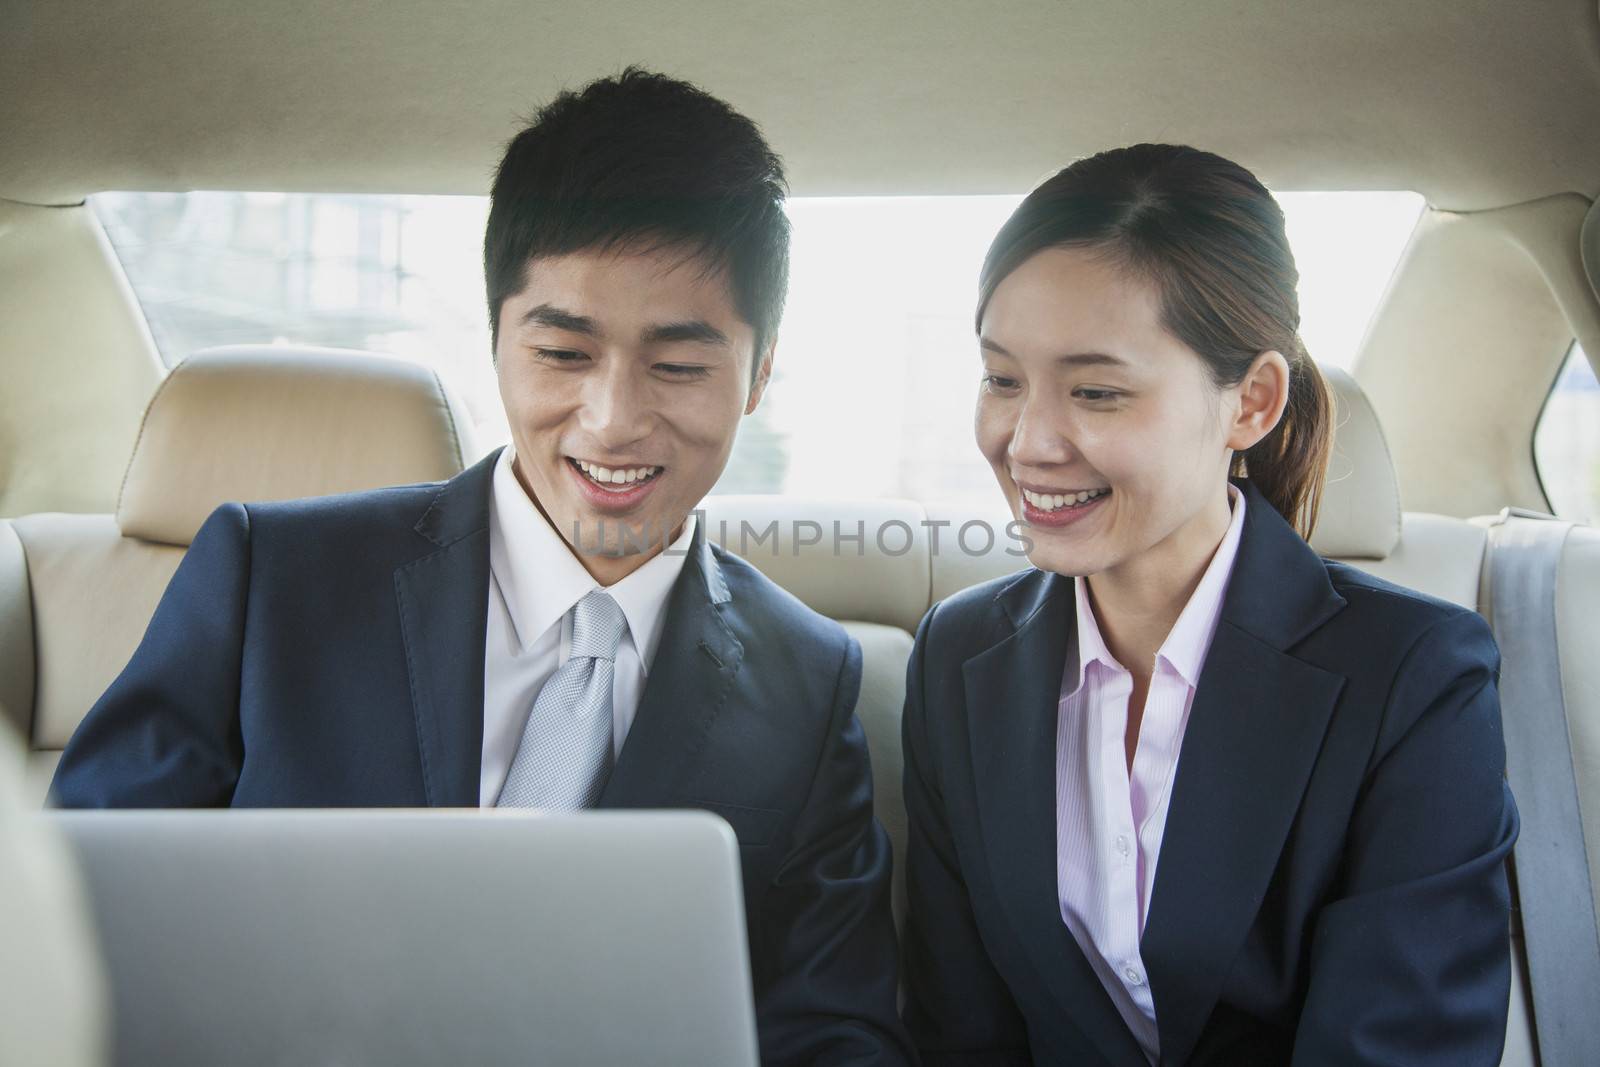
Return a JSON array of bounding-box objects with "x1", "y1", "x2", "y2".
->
[{"x1": 977, "y1": 143, "x2": 1334, "y2": 539}]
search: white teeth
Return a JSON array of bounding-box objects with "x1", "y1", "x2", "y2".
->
[
  {"x1": 573, "y1": 459, "x2": 662, "y2": 488},
  {"x1": 1021, "y1": 487, "x2": 1109, "y2": 511}
]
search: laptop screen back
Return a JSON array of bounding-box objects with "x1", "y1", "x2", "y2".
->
[{"x1": 50, "y1": 809, "x2": 759, "y2": 1067}]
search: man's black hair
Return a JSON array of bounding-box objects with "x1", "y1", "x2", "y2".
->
[{"x1": 485, "y1": 67, "x2": 790, "y2": 380}]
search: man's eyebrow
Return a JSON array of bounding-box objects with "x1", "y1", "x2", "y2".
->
[
  {"x1": 979, "y1": 337, "x2": 1128, "y2": 368},
  {"x1": 519, "y1": 303, "x2": 598, "y2": 336},
  {"x1": 643, "y1": 320, "x2": 731, "y2": 347}
]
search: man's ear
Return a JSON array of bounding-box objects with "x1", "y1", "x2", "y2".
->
[
  {"x1": 1225, "y1": 349, "x2": 1290, "y2": 451},
  {"x1": 744, "y1": 340, "x2": 775, "y2": 415}
]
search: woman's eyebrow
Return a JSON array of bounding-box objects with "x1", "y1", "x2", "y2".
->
[
  {"x1": 1056, "y1": 351, "x2": 1128, "y2": 368},
  {"x1": 979, "y1": 336, "x2": 1127, "y2": 368}
]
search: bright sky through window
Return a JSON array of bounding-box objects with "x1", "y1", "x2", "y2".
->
[{"x1": 96, "y1": 190, "x2": 1423, "y2": 506}]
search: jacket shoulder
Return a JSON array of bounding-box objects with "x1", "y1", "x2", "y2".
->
[
  {"x1": 1316, "y1": 560, "x2": 1499, "y2": 738},
  {"x1": 240, "y1": 478, "x2": 449, "y2": 534},
  {"x1": 919, "y1": 567, "x2": 1044, "y2": 652},
  {"x1": 1321, "y1": 559, "x2": 1488, "y2": 645},
  {"x1": 222, "y1": 478, "x2": 463, "y2": 580}
]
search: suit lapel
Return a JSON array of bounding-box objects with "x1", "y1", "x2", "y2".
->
[
  {"x1": 600, "y1": 523, "x2": 744, "y2": 809},
  {"x1": 1141, "y1": 481, "x2": 1348, "y2": 1065},
  {"x1": 964, "y1": 571, "x2": 1151, "y2": 1067},
  {"x1": 393, "y1": 451, "x2": 497, "y2": 808}
]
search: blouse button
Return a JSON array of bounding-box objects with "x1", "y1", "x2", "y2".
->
[{"x1": 1124, "y1": 966, "x2": 1145, "y2": 986}]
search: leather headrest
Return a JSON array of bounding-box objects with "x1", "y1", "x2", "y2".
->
[
  {"x1": 1309, "y1": 364, "x2": 1402, "y2": 559},
  {"x1": 699, "y1": 496, "x2": 934, "y2": 632},
  {"x1": 117, "y1": 346, "x2": 475, "y2": 545}
]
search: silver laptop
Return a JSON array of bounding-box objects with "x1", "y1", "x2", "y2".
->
[{"x1": 49, "y1": 809, "x2": 759, "y2": 1067}]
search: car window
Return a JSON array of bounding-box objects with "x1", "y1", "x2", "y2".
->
[
  {"x1": 93, "y1": 190, "x2": 1423, "y2": 504},
  {"x1": 1535, "y1": 342, "x2": 1600, "y2": 522}
]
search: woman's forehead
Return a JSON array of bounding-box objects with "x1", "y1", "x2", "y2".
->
[{"x1": 981, "y1": 247, "x2": 1171, "y2": 362}]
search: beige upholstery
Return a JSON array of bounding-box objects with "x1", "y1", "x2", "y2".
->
[
  {"x1": 1312, "y1": 365, "x2": 1403, "y2": 559},
  {"x1": 25, "y1": 752, "x2": 62, "y2": 814},
  {"x1": 0, "y1": 200, "x2": 164, "y2": 519},
  {"x1": 0, "y1": 727, "x2": 106, "y2": 1066},
  {"x1": 1557, "y1": 527, "x2": 1600, "y2": 910},
  {"x1": 0, "y1": 521, "x2": 34, "y2": 739},
  {"x1": 8, "y1": 2, "x2": 1600, "y2": 214},
  {"x1": 925, "y1": 501, "x2": 1030, "y2": 607},
  {"x1": 841, "y1": 622, "x2": 915, "y2": 926},
  {"x1": 1350, "y1": 512, "x2": 1487, "y2": 610},
  {"x1": 701, "y1": 496, "x2": 934, "y2": 633},
  {"x1": 11, "y1": 516, "x2": 183, "y2": 751},
  {"x1": 117, "y1": 345, "x2": 476, "y2": 546},
  {"x1": 5, "y1": 346, "x2": 476, "y2": 806}
]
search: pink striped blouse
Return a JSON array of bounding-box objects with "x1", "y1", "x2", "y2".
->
[{"x1": 1056, "y1": 486, "x2": 1247, "y2": 1063}]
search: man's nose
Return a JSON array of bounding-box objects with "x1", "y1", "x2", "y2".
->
[{"x1": 579, "y1": 362, "x2": 653, "y2": 448}]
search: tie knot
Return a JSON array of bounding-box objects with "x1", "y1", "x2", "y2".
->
[{"x1": 569, "y1": 589, "x2": 627, "y2": 661}]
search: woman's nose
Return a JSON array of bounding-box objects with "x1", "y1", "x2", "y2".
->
[{"x1": 1008, "y1": 393, "x2": 1076, "y2": 468}]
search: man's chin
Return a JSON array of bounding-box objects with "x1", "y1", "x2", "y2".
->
[{"x1": 562, "y1": 511, "x2": 682, "y2": 557}]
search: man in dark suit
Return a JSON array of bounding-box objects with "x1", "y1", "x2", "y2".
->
[{"x1": 53, "y1": 68, "x2": 912, "y2": 1066}]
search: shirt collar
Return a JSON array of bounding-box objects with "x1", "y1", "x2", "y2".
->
[
  {"x1": 1159, "y1": 482, "x2": 1246, "y2": 686},
  {"x1": 487, "y1": 446, "x2": 695, "y2": 673},
  {"x1": 1062, "y1": 483, "x2": 1247, "y2": 697},
  {"x1": 1067, "y1": 571, "x2": 1122, "y2": 699}
]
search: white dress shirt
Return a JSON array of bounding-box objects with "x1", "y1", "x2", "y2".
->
[
  {"x1": 1055, "y1": 485, "x2": 1247, "y2": 1063},
  {"x1": 480, "y1": 446, "x2": 695, "y2": 807}
]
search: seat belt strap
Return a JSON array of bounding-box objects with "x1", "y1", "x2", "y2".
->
[{"x1": 1487, "y1": 509, "x2": 1600, "y2": 1063}]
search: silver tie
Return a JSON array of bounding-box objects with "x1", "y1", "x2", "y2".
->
[{"x1": 496, "y1": 590, "x2": 627, "y2": 809}]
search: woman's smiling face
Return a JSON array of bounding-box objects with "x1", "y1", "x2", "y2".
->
[{"x1": 975, "y1": 245, "x2": 1243, "y2": 582}]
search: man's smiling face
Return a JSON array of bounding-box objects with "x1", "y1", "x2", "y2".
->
[{"x1": 494, "y1": 244, "x2": 770, "y2": 585}]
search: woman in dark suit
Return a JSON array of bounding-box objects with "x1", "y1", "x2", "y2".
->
[{"x1": 900, "y1": 144, "x2": 1518, "y2": 1066}]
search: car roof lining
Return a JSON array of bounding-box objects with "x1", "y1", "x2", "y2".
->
[{"x1": 3, "y1": 1, "x2": 1599, "y2": 212}]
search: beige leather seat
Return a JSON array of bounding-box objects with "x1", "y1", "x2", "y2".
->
[{"x1": 0, "y1": 345, "x2": 475, "y2": 805}]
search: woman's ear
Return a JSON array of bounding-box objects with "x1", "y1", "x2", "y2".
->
[
  {"x1": 745, "y1": 341, "x2": 775, "y2": 415},
  {"x1": 1226, "y1": 350, "x2": 1291, "y2": 451}
]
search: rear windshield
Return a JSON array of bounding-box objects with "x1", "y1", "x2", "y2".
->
[
  {"x1": 1535, "y1": 342, "x2": 1600, "y2": 522},
  {"x1": 94, "y1": 191, "x2": 1423, "y2": 506}
]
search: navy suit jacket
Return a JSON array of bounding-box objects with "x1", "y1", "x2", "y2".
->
[
  {"x1": 53, "y1": 450, "x2": 913, "y2": 1067},
  {"x1": 901, "y1": 479, "x2": 1518, "y2": 1066}
]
